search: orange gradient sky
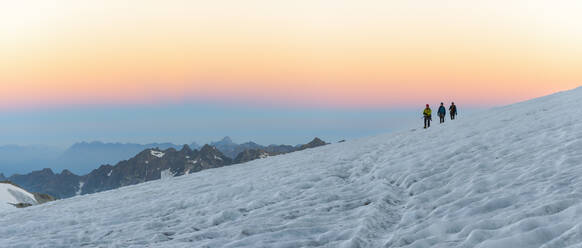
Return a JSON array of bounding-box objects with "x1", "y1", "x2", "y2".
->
[{"x1": 1, "y1": 0, "x2": 581, "y2": 109}]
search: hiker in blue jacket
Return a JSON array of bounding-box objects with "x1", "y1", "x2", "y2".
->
[{"x1": 438, "y1": 102, "x2": 446, "y2": 123}]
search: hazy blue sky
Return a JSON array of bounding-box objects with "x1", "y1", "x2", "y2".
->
[{"x1": 0, "y1": 103, "x2": 456, "y2": 148}]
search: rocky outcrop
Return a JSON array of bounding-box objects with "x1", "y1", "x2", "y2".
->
[
  {"x1": 33, "y1": 192, "x2": 56, "y2": 204},
  {"x1": 233, "y1": 138, "x2": 329, "y2": 164},
  {"x1": 234, "y1": 149, "x2": 271, "y2": 164},
  {"x1": 297, "y1": 138, "x2": 328, "y2": 151},
  {"x1": 211, "y1": 136, "x2": 328, "y2": 158}
]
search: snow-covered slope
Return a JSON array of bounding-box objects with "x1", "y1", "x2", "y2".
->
[
  {"x1": 2, "y1": 88, "x2": 582, "y2": 247},
  {"x1": 0, "y1": 182, "x2": 37, "y2": 211}
]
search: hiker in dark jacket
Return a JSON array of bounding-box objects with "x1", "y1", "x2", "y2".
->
[
  {"x1": 438, "y1": 102, "x2": 446, "y2": 123},
  {"x1": 423, "y1": 104, "x2": 432, "y2": 129},
  {"x1": 449, "y1": 102, "x2": 457, "y2": 120}
]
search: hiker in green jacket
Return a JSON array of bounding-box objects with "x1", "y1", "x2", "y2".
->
[{"x1": 423, "y1": 104, "x2": 432, "y2": 129}]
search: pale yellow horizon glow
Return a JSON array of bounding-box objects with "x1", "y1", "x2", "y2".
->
[{"x1": 1, "y1": 0, "x2": 581, "y2": 108}]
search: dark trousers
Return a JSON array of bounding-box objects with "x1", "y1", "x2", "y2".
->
[
  {"x1": 439, "y1": 114, "x2": 445, "y2": 123},
  {"x1": 424, "y1": 116, "x2": 431, "y2": 128},
  {"x1": 451, "y1": 113, "x2": 456, "y2": 120}
]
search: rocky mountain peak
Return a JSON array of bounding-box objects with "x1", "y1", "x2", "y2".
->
[
  {"x1": 298, "y1": 137, "x2": 328, "y2": 151},
  {"x1": 220, "y1": 136, "x2": 233, "y2": 144},
  {"x1": 211, "y1": 137, "x2": 236, "y2": 148},
  {"x1": 37, "y1": 168, "x2": 55, "y2": 176},
  {"x1": 181, "y1": 144, "x2": 192, "y2": 153},
  {"x1": 200, "y1": 144, "x2": 218, "y2": 153}
]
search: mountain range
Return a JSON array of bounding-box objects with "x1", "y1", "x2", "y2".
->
[
  {"x1": 0, "y1": 142, "x2": 199, "y2": 176},
  {"x1": 1, "y1": 138, "x2": 328, "y2": 199},
  {"x1": 0, "y1": 137, "x2": 324, "y2": 176}
]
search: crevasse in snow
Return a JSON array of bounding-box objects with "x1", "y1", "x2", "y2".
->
[{"x1": 1, "y1": 88, "x2": 582, "y2": 247}]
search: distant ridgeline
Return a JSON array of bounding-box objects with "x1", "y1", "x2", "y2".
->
[{"x1": 0, "y1": 138, "x2": 328, "y2": 199}]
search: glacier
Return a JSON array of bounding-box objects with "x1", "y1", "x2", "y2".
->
[{"x1": 1, "y1": 88, "x2": 582, "y2": 247}]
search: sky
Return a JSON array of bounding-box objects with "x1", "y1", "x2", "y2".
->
[
  {"x1": 0, "y1": 105, "x2": 427, "y2": 147},
  {"x1": 0, "y1": 0, "x2": 580, "y2": 146}
]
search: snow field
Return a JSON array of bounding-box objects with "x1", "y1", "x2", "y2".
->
[{"x1": 1, "y1": 87, "x2": 582, "y2": 247}]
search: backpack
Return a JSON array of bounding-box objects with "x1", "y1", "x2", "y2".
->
[{"x1": 438, "y1": 106, "x2": 446, "y2": 115}]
